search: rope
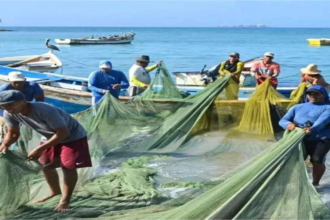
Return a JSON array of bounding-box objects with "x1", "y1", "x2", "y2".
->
[
  {"x1": 57, "y1": 54, "x2": 95, "y2": 68},
  {"x1": 280, "y1": 64, "x2": 299, "y2": 69}
]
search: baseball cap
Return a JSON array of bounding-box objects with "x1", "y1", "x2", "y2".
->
[
  {"x1": 0, "y1": 90, "x2": 26, "y2": 105},
  {"x1": 264, "y1": 52, "x2": 274, "y2": 58},
  {"x1": 229, "y1": 52, "x2": 240, "y2": 58},
  {"x1": 8, "y1": 71, "x2": 26, "y2": 82},
  {"x1": 99, "y1": 60, "x2": 112, "y2": 69},
  {"x1": 305, "y1": 87, "x2": 322, "y2": 94}
]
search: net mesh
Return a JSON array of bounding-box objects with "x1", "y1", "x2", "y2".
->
[
  {"x1": 0, "y1": 151, "x2": 41, "y2": 217},
  {"x1": 1, "y1": 67, "x2": 328, "y2": 220},
  {"x1": 137, "y1": 62, "x2": 184, "y2": 100}
]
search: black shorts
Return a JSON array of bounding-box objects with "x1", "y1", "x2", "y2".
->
[{"x1": 303, "y1": 139, "x2": 330, "y2": 164}]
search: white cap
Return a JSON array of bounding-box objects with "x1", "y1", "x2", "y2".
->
[
  {"x1": 264, "y1": 52, "x2": 274, "y2": 58},
  {"x1": 8, "y1": 71, "x2": 26, "y2": 82}
]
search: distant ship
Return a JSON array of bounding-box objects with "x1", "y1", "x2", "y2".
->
[{"x1": 55, "y1": 32, "x2": 135, "y2": 45}]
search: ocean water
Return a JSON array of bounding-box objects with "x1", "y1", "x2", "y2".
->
[{"x1": 1, "y1": 27, "x2": 330, "y2": 86}]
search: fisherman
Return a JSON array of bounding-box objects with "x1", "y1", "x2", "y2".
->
[
  {"x1": 0, "y1": 71, "x2": 44, "y2": 140},
  {"x1": 128, "y1": 55, "x2": 160, "y2": 96},
  {"x1": 279, "y1": 85, "x2": 330, "y2": 186},
  {"x1": 218, "y1": 52, "x2": 244, "y2": 100},
  {"x1": 250, "y1": 52, "x2": 281, "y2": 89},
  {"x1": 0, "y1": 90, "x2": 92, "y2": 211},
  {"x1": 88, "y1": 60, "x2": 129, "y2": 105},
  {"x1": 0, "y1": 71, "x2": 44, "y2": 104},
  {"x1": 301, "y1": 64, "x2": 330, "y2": 92}
]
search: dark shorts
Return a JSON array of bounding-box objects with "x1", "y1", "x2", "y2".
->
[
  {"x1": 39, "y1": 136, "x2": 92, "y2": 170},
  {"x1": 303, "y1": 139, "x2": 330, "y2": 164}
]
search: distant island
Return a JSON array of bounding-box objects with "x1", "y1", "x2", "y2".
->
[
  {"x1": 0, "y1": 29, "x2": 13, "y2": 32},
  {"x1": 217, "y1": 25, "x2": 268, "y2": 28}
]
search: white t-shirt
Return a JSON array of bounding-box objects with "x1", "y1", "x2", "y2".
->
[{"x1": 129, "y1": 64, "x2": 151, "y2": 86}]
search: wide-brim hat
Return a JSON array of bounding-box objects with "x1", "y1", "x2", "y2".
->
[
  {"x1": 136, "y1": 55, "x2": 150, "y2": 63},
  {"x1": 8, "y1": 71, "x2": 25, "y2": 82},
  {"x1": 301, "y1": 64, "x2": 321, "y2": 75}
]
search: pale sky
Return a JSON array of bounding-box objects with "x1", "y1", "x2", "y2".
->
[{"x1": 0, "y1": 1, "x2": 330, "y2": 27}]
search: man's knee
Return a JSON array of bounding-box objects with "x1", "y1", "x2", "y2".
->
[{"x1": 310, "y1": 155, "x2": 326, "y2": 164}]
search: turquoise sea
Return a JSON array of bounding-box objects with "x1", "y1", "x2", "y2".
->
[{"x1": 1, "y1": 27, "x2": 330, "y2": 87}]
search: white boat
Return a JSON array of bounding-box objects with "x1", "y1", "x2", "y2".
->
[
  {"x1": 172, "y1": 56, "x2": 262, "y2": 88},
  {"x1": 55, "y1": 32, "x2": 135, "y2": 45},
  {"x1": 0, "y1": 51, "x2": 63, "y2": 73}
]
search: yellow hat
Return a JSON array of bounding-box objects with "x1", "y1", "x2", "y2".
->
[{"x1": 301, "y1": 64, "x2": 321, "y2": 75}]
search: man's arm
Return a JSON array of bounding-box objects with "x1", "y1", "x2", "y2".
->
[
  {"x1": 0, "y1": 126, "x2": 20, "y2": 153},
  {"x1": 231, "y1": 62, "x2": 244, "y2": 75},
  {"x1": 310, "y1": 109, "x2": 330, "y2": 132},
  {"x1": 279, "y1": 106, "x2": 296, "y2": 129},
  {"x1": 33, "y1": 83, "x2": 45, "y2": 102},
  {"x1": 131, "y1": 77, "x2": 148, "y2": 88},
  {"x1": 34, "y1": 94, "x2": 44, "y2": 102},
  {"x1": 250, "y1": 63, "x2": 259, "y2": 78},
  {"x1": 27, "y1": 126, "x2": 70, "y2": 160},
  {"x1": 39, "y1": 127, "x2": 70, "y2": 150},
  {"x1": 218, "y1": 62, "x2": 227, "y2": 75},
  {"x1": 120, "y1": 72, "x2": 130, "y2": 89},
  {"x1": 88, "y1": 72, "x2": 105, "y2": 93},
  {"x1": 272, "y1": 64, "x2": 281, "y2": 77},
  {"x1": 146, "y1": 64, "x2": 158, "y2": 72},
  {"x1": 27, "y1": 108, "x2": 71, "y2": 159},
  {"x1": 130, "y1": 69, "x2": 148, "y2": 88}
]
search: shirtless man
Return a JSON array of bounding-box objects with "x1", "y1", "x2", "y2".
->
[{"x1": 301, "y1": 64, "x2": 330, "y2": 92}]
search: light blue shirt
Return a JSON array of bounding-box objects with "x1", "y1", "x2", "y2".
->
[{"x1": 279, "y1": 103, "x2": 330, "y2": 140}]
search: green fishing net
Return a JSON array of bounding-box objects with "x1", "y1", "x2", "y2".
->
[
  {"x1": 0, "y1": 151, "x2": 41, "y2": 217},
  {"x1": 1, "y1": 68, "x2": 328, "y2": 220},
  {"x1": 137, "y1": 62, "x2": 184, "y2": 100}
]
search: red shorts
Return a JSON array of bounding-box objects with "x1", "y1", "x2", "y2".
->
[{"x1": 38, "y1": 136, "x2": 92, "y2": 170}]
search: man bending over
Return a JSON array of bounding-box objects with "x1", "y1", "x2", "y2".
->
[{"x1": 0, "y1": 90, "x2": 92, "y2": 211}]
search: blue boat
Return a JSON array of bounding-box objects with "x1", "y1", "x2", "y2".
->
[
  {"x1": 0, "y1": 65, "x2": 296, "y2": 114},
  {"x1": 0, "y1": 66, "x2": 91, "y2": 113}
]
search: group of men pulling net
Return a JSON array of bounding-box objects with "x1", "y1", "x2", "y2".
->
[{"x1": 1, "y1": 62, "x2": 329, "y2": 219}]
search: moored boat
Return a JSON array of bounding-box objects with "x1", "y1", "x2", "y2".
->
[
  {"x1": 55, "y1": 32, "x2": 135, "y2": 45},
  {"x1": 0, "y1": 65, "x2": 298, "y2": 113},
  {"x1": 0, "y1": 51, "x2": 62, "y2": 73},
  {"x1": 307, "y1": 38, "x2": 330, "y2": 46},
  {"x1": 172, "y1": 56, "x2": 261, "y2": 88}
]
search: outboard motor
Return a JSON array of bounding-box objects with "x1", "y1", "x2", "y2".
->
[{"x1": 200, "y1": 64, "x2": 221, "y2": 85}]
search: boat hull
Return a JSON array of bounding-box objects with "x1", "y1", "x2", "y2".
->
[
  {"x1": 307, "y1": 38, "x2": 330, "y2": 46},
  {"x1": 0, "y1": 55, "x2": 36, "y2": 66},
  {"x1": 0, "y1": 66, "x2": 297, "y2": 114},
  {"x1": 55, "y1": 38, "x2": 133, "y2": 45},
  {"x1": 0, "y1": 52, "x2": 62, "y2": 73}
]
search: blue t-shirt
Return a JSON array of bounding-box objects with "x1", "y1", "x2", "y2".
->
[
  {"x1": 0, "y1": 82, "x2": 44, "y2": 116},
  {"x1": 0, "y1": 82, "x2": 44, "y2": 101},
  {"x1": 88, "y1": 69, "x2": 129, "y2": 103}
]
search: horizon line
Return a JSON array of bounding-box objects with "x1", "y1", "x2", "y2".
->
[{"x1": 1, "y1": 26, "x2": 330, "y2": 28}]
